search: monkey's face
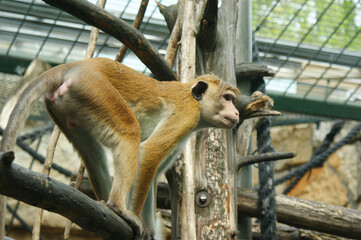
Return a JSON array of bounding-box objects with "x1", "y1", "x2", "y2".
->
[{"x1": 200, "y1": 88, "x2": 240, "y2": 129}]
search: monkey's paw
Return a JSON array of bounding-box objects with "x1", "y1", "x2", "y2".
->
[{"x1": 107, "y1": 202, "x2": 153, "y2": 240}]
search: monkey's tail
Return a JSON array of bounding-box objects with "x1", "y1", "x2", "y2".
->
[{"x1": 0, "y1": 64, "x2": 67, "y2": 152}]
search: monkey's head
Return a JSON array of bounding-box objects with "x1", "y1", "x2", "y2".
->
[
  {"x1": 191, "y1": 75, "x2": 241, "y2": 129},
  {"x1": 191, "y1": 75, "x2": 280, "y2": 129}
]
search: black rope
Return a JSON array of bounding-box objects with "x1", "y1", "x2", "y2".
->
[
  {"x1": 17, "y1": 123, "x2": 54, "y2": 143},
  {"x1": 6, "y1": 205, "x2": 44, "y2": 240},
  {"x1": 0, "y1": 126, "x2": 72, "y2": 177},
  {"x1": 251, "y1": 37, "x2": 277, "y2": 240},
  {"x1": 275, "y1": 120, "x2": 361, "y2": 194}
]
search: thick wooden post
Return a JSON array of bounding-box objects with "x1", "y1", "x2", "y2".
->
[
  {"x1": 177, "y1": 0, "x2": 240, "y2": 238},
  {"x1": 178, "y1": 1, "x2": 197, "y2": 239}
]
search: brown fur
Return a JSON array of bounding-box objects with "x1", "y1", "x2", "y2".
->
[{"x1": 0, "y1": 57, "x2": 240, "y2": 237}]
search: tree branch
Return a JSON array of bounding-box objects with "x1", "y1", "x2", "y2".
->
[
  {"x1": 0, "y1": 157, "x2": 133, "y2": 240},
  {"x1": 237, "y1": 151, "x2": 296, "y2": 170},
  {"x1": 63, "y1": 174, "x2": 361, "y2": 238},
  {"x1": 156, "y1": 2, "x2": 179, "y2": 31},
  {"x1": 115, "y1": 0, "x2": 149, "y2": 62},
  {"x1": 163, "y1": 0, "x2": 185, "y2": 68},
  {"x1": 156, "y1": 184, "x2": 361, "y2": 239},
  {"x1": 237, "y1": 188, "x2": 361, "y2": 239},
  {"x1": 42, "y1": 0, "x2": 177, "y2": 81},
  {"x1": 235, "y1": 63, "x2": 275, "y2": 78}
]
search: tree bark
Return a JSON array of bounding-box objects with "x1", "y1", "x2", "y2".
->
[
  {"x1": 33, "y1": 172, "x2": 361, "y2": 239},
  {"x1": 252, "y1": 224, "x2": 344, "y2": 240},
  {"x1": 156, "y1": 184, "x2": 361, "y2": 239},
  {"x1": 178, "y1": 1, "x2": 197, "y2": 239},
  {"x1": 191, "y1": 0, "x2": 239, "y2": 239},
  {"x1": 42, "y1": 0, "x2": 177, "y2": 82},
  {"x1": 237, "y1": 188, "x2": 361, "y2": 239}
]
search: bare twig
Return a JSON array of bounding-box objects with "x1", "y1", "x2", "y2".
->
[
  {"x1": 84, "y1": 0, "x2": 107, "y2": 59},
  {"x1": 116, "y1": 0, "x2": 149, "y2": 62},
  {"x1": 32, "y1": 127, "x2": 61, "y2": 240},
  {"x1": 164, "y1": 0, "x2": 185, "y2": 68},
  {"x1": 237, "y1": 151, "x2": 296, "y2": 170},
  {"x1": 64, "y1": 162, "x2": 85, "y2": 239}
]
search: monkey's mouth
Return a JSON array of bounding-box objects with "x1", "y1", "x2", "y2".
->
[
  {"x1": 238, "y1": 95, "x2": 280, "y2": 120},
  {"x1": 224, "y1": 116, "x2": 239, "y2": 127}
]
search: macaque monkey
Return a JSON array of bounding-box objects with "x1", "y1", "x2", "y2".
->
[{"x1": 0, "y1": 57, "x2": 277, "y2": 239}]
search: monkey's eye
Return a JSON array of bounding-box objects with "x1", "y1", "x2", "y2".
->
[{"x1": 223, "y1": 94, "x2": 235, "y2": 102}]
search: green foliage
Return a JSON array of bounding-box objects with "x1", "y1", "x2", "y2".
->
[{"x1": 253, "y1": 0, "x2": 361, "y2": 52}]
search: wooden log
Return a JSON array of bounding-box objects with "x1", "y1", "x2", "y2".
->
[
  {"x1": 0, "y1": 159, "x2": 133, "y2": 240},
  {"x1": 238, "y1": 188, "x2": 361, "y2": 239},
  {"x1": 42, "y1": 0, "x2": 177, "y2": 82},
  {"x1": 235, "y1": 63, "x2": 275, "y2": 78},
  {"x1": 252, "y1": 224, "x2": 343, "y2": 240},
  {"x1": 68, "y1": 177, "x2": 361, "y2": 238}
]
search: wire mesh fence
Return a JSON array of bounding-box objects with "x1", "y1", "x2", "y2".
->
[{"x1": 0, "y1": 0, "x2": 360, "y2": 119}]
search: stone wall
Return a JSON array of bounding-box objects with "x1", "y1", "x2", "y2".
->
[{"x1": 253, "y1": 121, "x2": 361, "y2": 209}]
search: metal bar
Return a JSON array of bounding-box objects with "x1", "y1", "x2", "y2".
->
[
  {"x1": 254, "y1": 0, "x2": 281, "y2": 32},
  {"x1": 260, "y1": 0, "x2": 308, "y2": 62},
  {"x1": 279, "y1": 0, "x2": 336, "y2": 95},
  {"x1": 5, "y1": 0, "x2": 36, "y2": 56},
  {"x1": 35, "y1": 9, "x2": 63, "y2": 58},
  {"x1": 62, "y1": 24, "x2": 88, "y2": 63},
  {"x1": 291, "y1": 0, "x2": 360, "y2": 99},
  {"x1": 323, "y1": 34, "x2": 361, "y2": 101},
  {"x1": 270, "y1": 93, "x2": 361, "y2": 121}
]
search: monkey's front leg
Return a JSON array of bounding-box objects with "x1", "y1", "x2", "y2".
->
[
  {"x1": 107, "y1": 202, "x2": 152, "y2": 240},
  {"x1": 107, "y1": 139, "x2": 153, "y2": 240}
]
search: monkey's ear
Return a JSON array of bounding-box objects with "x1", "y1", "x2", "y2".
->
[{"x1": 192, "y1": 81, "x2": 208, "y2": 101}]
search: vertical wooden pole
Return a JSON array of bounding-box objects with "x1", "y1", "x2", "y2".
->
[
  {"x1": 162, "y1": 1, "x2": 245, "y2": 238},
  {"x1": 236, "y1": 0, "x2": 253, "y2": 239},
  {"x1": 179, "y1": 1, "x2": 197, "y2": 239}
]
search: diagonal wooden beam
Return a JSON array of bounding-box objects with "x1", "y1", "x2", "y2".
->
[
  {"x1": 0, "y1": 157, "x2": 133, "y2": 240},
  {"x1": 42, "y1": 0, "x2": 177, "y2": 82}
]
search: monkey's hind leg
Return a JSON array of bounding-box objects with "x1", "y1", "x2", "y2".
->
[
  {"x1": 64, "y1": 127, "x2": 112, "y2": 201},
  {"x1": 46, "y1": 104, "x2": 112, "y2": 201}
]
